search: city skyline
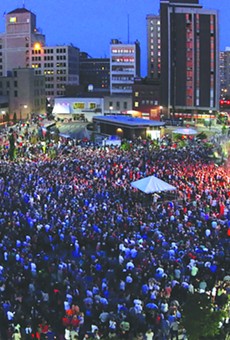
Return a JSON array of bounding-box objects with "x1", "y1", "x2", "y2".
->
[{"x1": 0, "y1": 0, "x2": 229, "y2": 76}]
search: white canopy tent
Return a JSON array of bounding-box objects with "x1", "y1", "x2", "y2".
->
[
  {"x1": 172, "y1": 128, "x2": 198, "y2": 135},
  {"x1": 131, "y1": 175, "x2": 177, "y2": 194}
]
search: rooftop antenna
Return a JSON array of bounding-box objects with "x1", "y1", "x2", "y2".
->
[
  {"x1": 127, "y1": 14, "x2": 130, "y2": 43},
  {"x1": 22, "y1": 0, "x2": 25, "y2": 8}
]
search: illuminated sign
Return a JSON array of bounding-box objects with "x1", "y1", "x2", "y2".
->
[
  {"x1": 73, "y1": 102, "x2": 85, "y2": 109},
  {"x1": 89, "y1": 103, "x2": 96, "y2": 110},
  {"x1": 9, "y1": 17, "x2": 17, "y2": 23}
]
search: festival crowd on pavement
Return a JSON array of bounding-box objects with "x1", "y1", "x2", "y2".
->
[{"x1": 0, "y1": 122, "x2": 229, "y2": 340}]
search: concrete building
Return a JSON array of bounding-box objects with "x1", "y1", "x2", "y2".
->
[
  {"x1": 110, "y1": 39, "x2": 140, "y2": 95},
  {"x1": 132, "y1": 77, "x2": 161, "y2": 120},
  {"x1": 79, "y1": 52, "x2": 110, "y2": 92},
  {"x1": 93, "y1": 115, "x2": 165, "y2": 140},
  {"x1": 146, "y1": 14, "x2": 161, "y2": 79},
  {"x1": 52, "y1": 97, "x2": 104, "y2": 122},
  {"x1": 0, "y1": 6, "x2": 80, "y2": 111},
  {"x1": 30, "y1": 44, "x2": 79, "y2": 101},
  {"x1": 219, "y1": 48, "x2": 230, "y2": 99},
  {"x1": 104, "y1": 94, "x2": 132, "y2": 114},
  {"x1": 0, "y1": 67, "x2": 46, "y2": 120},
  {"x1": 160, "y1": 0, "x2": 219, "y2": 117},
  {"x1": 0, "y1": 7, "x2": 45, "y2": 77}
]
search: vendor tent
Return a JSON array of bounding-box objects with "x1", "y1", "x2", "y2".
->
[
  {"x1": 172, "y1": 128, "x2": 198, "y2": 135},
  {"x1": 131, "y1": 175, "x2": 176, "y2": 194}
]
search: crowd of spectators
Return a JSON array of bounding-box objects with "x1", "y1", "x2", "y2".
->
[{"x1": 0, "y1": 124, "x2": 229, "y2": 339}]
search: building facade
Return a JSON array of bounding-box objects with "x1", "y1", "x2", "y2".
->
[
  {"x1": 30, "y1": 44, "x2": 79, "y2": 100},
  {"x1": 0, "y1": 67, "x2": 46, "y2": 120},
  {"x1": 0, "y1": 8, "x2": 45, "y2": 77},
  {"x1": 146, "y1": 14, "x2": 161, "y2": 79},
  {"x1": 219, "y1": 48, "x2": 230, "y2": 99},
  {"x1": 104, "y1": 94, "x2": 133, "y2": 114},
  {"x1": 160, "y1": 0, "x2": 219, "y2": 116},
  {"x1": 110, "y1": 39, "x2": 140, "y2": 95},
  {"x1": 79, "y1": 52, "x2": 110, "y2": 92},
  {"x1": 52, "y1": 97, "x2": 104, "y2": 122},
  {"x1": 132, "y1": 77, "x2": 161, "y2": 120},
  {"x1": 0, "y1": 6, "x2": 80, "y2": 111}
]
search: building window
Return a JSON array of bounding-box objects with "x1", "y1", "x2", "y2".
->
[
  {"x1": 123, "y1": 102, "x2": 127, "y2": 109},
  {"x1": 134, "y1": 101, "x2": 139, "y2": 107},
  {"x1": 14, "y1": 90, "x2": 18, "y2": 97},
  {"x1": 135, "y1": 92, "x2": 139, "y2": 97}
]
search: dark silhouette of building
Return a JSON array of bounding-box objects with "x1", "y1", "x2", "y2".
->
[{"x1": 79, "y1": 52, "x2": 110, "y2": 92}]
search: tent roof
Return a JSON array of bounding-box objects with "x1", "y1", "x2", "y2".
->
[
  {"x1": 131, "y1": 175, "x2": 176, "y2": 194},
  {"x1": 172, "y1": 128, "x2": 198, "y2": 135}
]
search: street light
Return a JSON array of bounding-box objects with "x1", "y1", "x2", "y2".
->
[
  {"x1": 19, "y1": 104, "x2": 28, "y2": 121},
  {"x1": 109, "y1": 106, "x2": 113, "y2": 115},
  {"x1": 1, "y1": 110, "x2": 5, "y2": 124}
]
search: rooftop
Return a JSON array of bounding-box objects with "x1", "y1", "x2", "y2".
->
[
  {"x1": 93, "y1": 115, "x2": 165, "y2": 127},
  {"x1": 8, "y1": 8, "x2": 31, "y2": 15}
]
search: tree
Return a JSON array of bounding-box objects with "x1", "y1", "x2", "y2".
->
[
  {"x1": 13, "y1": 112, "x2": 17, "y2": 124},
  {"x1": 181, "y1": 292, "x2": 227, "y2": 340},
  {"x1": 8, "y1": 132, "x2": 15, "y2": 161}
]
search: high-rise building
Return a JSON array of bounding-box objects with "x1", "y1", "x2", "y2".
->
[
  {"x1": 30, "y1": 44, "x2": 79, "y2": 100},
  {"x1": 160, "y1": 0, "x2": 219, "y2": 116},
  {"x1": 146, "y1": 14, "x2": 161, "y2": 79},
  {"x1": 79, "y1": 52, "x2": 110, "y2": 92},
  {"x1": 110, "y1": 39, "x2": 140, "y2": 95},
  {"x1": 0, "y1": 7, "x2": 79, "y2": 103},
  {"x1": 0, "y1": 8, "x2": 45, "y2": 77},
  {"x1": 219, "y1": 48, "x2": 230, "y2": 99}
]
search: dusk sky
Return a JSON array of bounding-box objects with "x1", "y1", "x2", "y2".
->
[{"x1": 0, "y1": 0, "x2": 229, "y2": 76}]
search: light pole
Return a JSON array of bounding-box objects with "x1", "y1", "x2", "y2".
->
[
  {"x1": 159, "y1": 106, "x2": 163, "y2": 121},
  {"x1": 209, "y1": 110, "x2": 212, "y2": 130},
  {"x1": 1, "y1": 110, "x2": 5, "y2": 124},
  {"x1": 19, "y1": 104, "x2": 28, "y2": 121},
  {"x1": 109, "y1": 106, "x2": 113, "y2": 115}
]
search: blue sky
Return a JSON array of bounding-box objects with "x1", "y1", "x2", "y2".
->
[{"x1": 0, "y1": 0, "x2": 229, "y2": 76}]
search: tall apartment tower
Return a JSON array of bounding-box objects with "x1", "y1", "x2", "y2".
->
[
  {"x1": 160, "y1": 0, "x2": 219, "y2": 115},
  {"x1": 110, "y1": 39, "x2": 140, "y2": 95},
  {"x1": 146, "y1": 14, "x2": 161, "y2": 79}
]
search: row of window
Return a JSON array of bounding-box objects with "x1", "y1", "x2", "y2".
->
[
  {"x1": 31, "y1": 55, "x2": 67, "y2": 61},
  {"x1": 32, "y1": 48, "x2": 67, "y2": 55},
  {"x1": 109, "y1": 101, "x2": 128, "y2": 110},
  {"x1": 32, "y1": 63, "x2": 67, "y2": 68}
]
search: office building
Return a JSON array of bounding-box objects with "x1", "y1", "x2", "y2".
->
[
  {"x1": 0, "y1": 67, "x2": 46, "y2": 120},
  {"x1": 110, "y1": 39, "x2": 140, "y2": 95},
  {"x1": 30, "y1": 44, "x2": 79, "y2": 100},
  {"x1": 146, "y1": 14, "x2": 161, "y2": 79},
  {"x1": 0, "y1": 8, "x2": 45, "y2": 77},
  {"x1": 0, "y1": 6, "x2": 79, "y2": 108},
  {"x1": 160, "y1": 0, "x2": 219, "y2": 117},
  {"x1": 79, "y1": 52, "x2": 110, "y2": 92},
  {"x1": 219, "y1": 48, "x2": 230, "y2": 99},
  {"x1": 132, "y1": 77, "x2": 161, "y2": 119}
]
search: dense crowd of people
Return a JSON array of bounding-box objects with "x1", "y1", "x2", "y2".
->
[{"x1": 0, "y1": 123, "x2": 229, "y2": 339}]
